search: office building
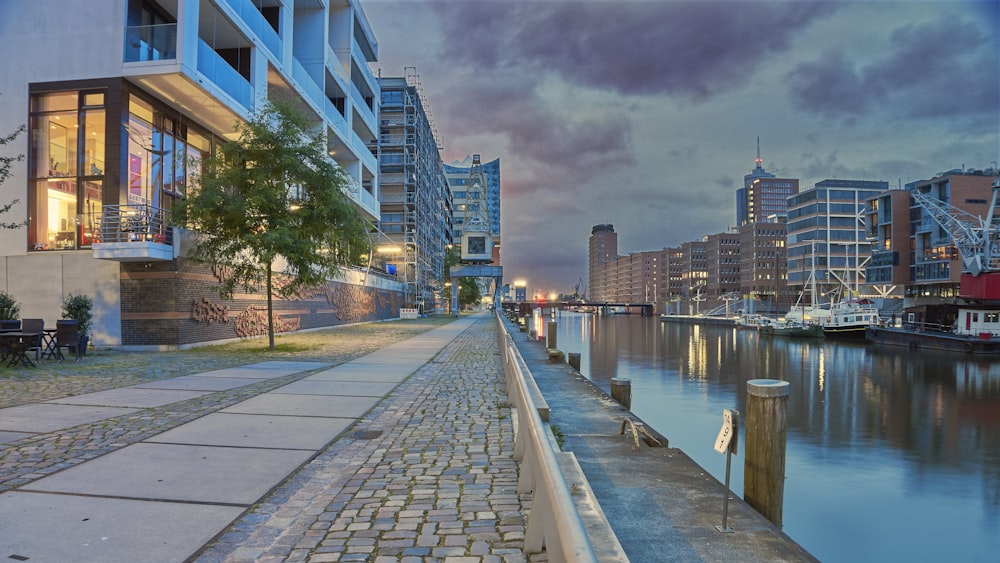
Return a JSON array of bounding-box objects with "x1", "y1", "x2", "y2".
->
[
  {"x1": 0, "y1": 0, "x2": 393, "y2": 347},
  {"x1": 377, "y1": 71, "x2": 451, "y2": 312},
  {"x1": 736, "y1": 140, "x2": 797, "y2": 227},
  {"x1": 786, "y1": 179, "x2": 887, "y2": 298}
]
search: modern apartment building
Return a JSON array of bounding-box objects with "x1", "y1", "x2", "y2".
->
[
  {"x1": 376, "y1": 71, "x2": 451, "y2": 312},
  {"x1": 0, "y1": 0, "x2": 396, "y2": 348},
  {"x1": 866, "y1": 172, "x2": 999, "y2": 300},
  {"x1": 786, "y1": 179, "x2": 887, "y2": 299},
  {"x1": 587, "y1": 224, "x2": 618, "y2": 302}
]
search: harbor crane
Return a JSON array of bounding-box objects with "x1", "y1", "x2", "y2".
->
[{"x1": 911, "y1": 177, "x2": 1000, "y2": 299}]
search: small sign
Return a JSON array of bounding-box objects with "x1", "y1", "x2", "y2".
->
[{"x1": 714, "y1": 409, "x2": 739, "y2": 454}]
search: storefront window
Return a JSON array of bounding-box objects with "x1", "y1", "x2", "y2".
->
[{"x1": 29, "y1": 90, "x2": 104, "y2": 251}]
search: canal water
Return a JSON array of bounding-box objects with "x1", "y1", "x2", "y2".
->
[{"x1": 532, "y1": 311, "x2": 1000, "y2": 562}]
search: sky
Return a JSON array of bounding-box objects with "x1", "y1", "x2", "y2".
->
[{"x1": 363, "y1": 0, "x2": 1000, "y2": 296}]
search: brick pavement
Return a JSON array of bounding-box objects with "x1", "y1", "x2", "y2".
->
[{"x1": 196, "y1": 314, "x2": 535, "y2": 563}]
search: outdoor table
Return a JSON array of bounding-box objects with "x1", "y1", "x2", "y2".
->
[
  {"x1": 0, "y1": 332, "x2": 42, "y2": 367},
  {"x1": 41, "y1": 328, "x2": 59, "y2": 360}
]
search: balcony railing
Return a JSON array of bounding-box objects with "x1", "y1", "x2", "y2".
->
[
  {"x1": 92, "y1": 204, "x2": 174, "y2": 262},
  {"x1": 124, "y1": 23, "x2": 177, "y2": 62},
  {"x1": 197, "y1": 39, "x2": 253, "y2": 109},
  {"x1": 98, "y1": 204, "x2": 173, "y2": 244},
  {"x1": 219, "y1": 0, "x2": 282, "y2": 60}
]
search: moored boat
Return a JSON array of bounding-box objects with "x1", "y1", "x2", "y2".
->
[
  {"x1": 866, "y1": 303, "x2": 1000, "y2": 354},
  {"x1": 822, "y1": 298, "x2": 881, "y2": 339},
  {"x1": 760, "y1": 318, "x2": 824, "y2": 338}
]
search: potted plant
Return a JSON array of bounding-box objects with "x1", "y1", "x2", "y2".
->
[
  {"x1": 0, "y1": 290, "x2": 19, "y2": 321},
  {"x1": 61, "y1": 293, "x2": 93, "y2": 355}
]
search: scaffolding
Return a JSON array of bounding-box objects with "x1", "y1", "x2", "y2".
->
[{"x1": 377, "y1": 69, "x2": 450, "y2": 311}]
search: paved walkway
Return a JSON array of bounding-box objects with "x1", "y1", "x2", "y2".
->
[{"x1": 1, "y1": 312, "x2": 530, "y2": 562}]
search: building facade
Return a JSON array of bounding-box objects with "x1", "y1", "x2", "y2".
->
[
  {"x1": 865, "y1": 172, "x2": 999, "y2": 300},
  {"x1": 587, "y1": 224, "x2": 618, "y2": 302},
  {"x1": 739, "y1": 220, "x2": 788, "y2": 311},
  {"x1": 443, "y1": 155, "x2": 501, "y2": 264},
  {"x1": 736, "y1": 140, "x2": 777, "y2": 228},
  {"x1": 705, "y1": 231, "x2": 741, "y2": 300},
  {"x1": 376, "y1": 72, "x2": 450, "y2": 311},
  {"x1": 786, "y1": 179, "x2": 887, "y2": 298},
  {"x1": 0, "y1": 0, "x2": 399, "y2": 348}
]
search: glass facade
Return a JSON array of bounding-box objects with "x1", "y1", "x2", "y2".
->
[
  {"x1": 29, "y1": 91, "x2": 106, "y2": 250},
  {"x1": 28, "y1": 85, "x2": 215, "y2": 252}
]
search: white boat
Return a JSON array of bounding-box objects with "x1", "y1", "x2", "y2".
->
[{"x1": 822, "y1": 297, "x2": 880, "y2": 339}]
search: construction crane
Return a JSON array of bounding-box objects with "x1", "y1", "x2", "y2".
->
[{"x1": 912, "y1": 178, "x2": 1000, "y2": 298}]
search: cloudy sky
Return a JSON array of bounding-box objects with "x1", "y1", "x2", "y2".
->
[{"x1": 363, "y1": 0, "x2": 1000, "y2": 295}]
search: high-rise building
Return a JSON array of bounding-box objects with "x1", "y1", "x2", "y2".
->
[
  {"x1": 737, "y1": 138, "x2": 781, "y2": 227},
  {"x1": 377, "y1": 71, "x2": 451, "y2": 311},
  {"x1": 588, "y1": 224, "x2": 618, "y2": 302},
  {"x1": 786, "y1": 179, "x2": 888, "y2": 297},
  {"x1": 0, "y1": 0, "x2": 391, "y2": 348},
  {"x1": 443, "y1": 155, "x2": 501, "y2": 264}
]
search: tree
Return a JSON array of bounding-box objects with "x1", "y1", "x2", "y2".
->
[
  {"x1": 442, "y1": 245, "x2": 483, "y2": 312},
  {"x1": 173, "y1": 99, "x2": 369, "y2": 350},
  {"x1": 0, "y1": 124, "x2": 26, "y2": 230}
]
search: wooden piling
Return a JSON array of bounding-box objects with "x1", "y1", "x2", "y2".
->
[
  {"x1": 743, "y1": 379, "x2": 789, "y2": 528},
  {"x1": 546, "y1": 321, "x2": 557, "y2": 349},
  {"x1": 610, "y1": 377, "x2": 632, "y2": 410}
]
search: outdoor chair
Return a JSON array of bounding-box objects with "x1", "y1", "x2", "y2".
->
[
  {"x1": 19, "y1": 318, "x2": 44, "y2": 362},
  {"x1": 1, "y1": 320, "x2": 19, "y2": 330},
  {"x1": 54, "y1": 320, "x2": 82, "y2": 362}
]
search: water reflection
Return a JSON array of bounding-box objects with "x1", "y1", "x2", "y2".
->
[{"x1": 534, "y1": 312, "x2": 1000, "y2": 562}]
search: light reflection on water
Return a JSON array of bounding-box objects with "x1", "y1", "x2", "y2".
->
[{"x1": 531, "y1": 311, "x2": 1000, "y2": 562}]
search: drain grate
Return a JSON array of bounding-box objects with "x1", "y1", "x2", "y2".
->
[{"x1": 352, "y1": 429, "x2": 383, "y2": 440}]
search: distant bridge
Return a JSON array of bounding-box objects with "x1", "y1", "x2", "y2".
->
[{"x1": 500, "y1": 301, "x2": 656, "y2": 317}]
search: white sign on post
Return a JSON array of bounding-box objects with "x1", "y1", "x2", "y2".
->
[{"x1": 714, "y1": 409, "x2": 738, "y2": 454}]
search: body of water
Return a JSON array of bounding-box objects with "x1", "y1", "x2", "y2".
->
[{"x1": 533, "y1": 311, "x2": 1000, "y2": 562}]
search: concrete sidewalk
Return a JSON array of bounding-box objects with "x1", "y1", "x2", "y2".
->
[{"x1": 1, "y1": 313, "x2": 527, "y2": 562}]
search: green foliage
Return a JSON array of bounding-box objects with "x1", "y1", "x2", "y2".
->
[
  {"x1": 459, "y1": 277, "x2": 482, "y2": 307},
  {"x1": 172, "y1": 99, "x2": 369, "y2": 348},
  {"x1": 61, "y1": 293, "x2": 93, "y2": 336},
  {"x1": 0, "y1": 290, "x2": 20, "y2": 320},
  {"x1": 0, "y1": 125, "x2": 27, "y2": 230}
]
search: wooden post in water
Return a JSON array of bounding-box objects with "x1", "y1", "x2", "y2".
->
[
  {"x1": 610, "y1": 377, "x2": 632, "y2": 410},
  {"x1": 744, "y1": 379, "x2": 789, "y2": 527},
  {"x1": 546, "y1": 321, "x2": 557, "y2": 349}
]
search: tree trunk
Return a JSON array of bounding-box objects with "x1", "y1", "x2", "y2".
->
[{"x1": 266, "y1": 262, "x2": 275, "y2": 350}]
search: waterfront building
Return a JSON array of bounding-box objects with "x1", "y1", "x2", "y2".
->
[
  {"x1": 786, "y1": 180, "x2": 888, "y2": 299},
  {"x1": 588, "y1": 224, "x2": 618, "y2": 302},
  {"x1": 0, "y1": 0, "x2": 394, "y2": 348},
  {"x1": 679, "y1": 238, "x2": 708, "y2": 314},
  {"x1": 866, "y1": 171, "x2": 999, "y2": 302},
  {"x1": 377, "y1": 71, "x2": 451, "y2": 312},
  {"x1": 705, "y1": 231, "x2": 741, "y2": 301},
  {"x1": 739, "y1": 220, "x2": 788, "y2": 312},
  {"x1": 736, "y1": 140, "x2": 796, "y2": 227}
]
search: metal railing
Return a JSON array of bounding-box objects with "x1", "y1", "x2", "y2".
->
[
  {"x1": 493, "y1": 310, "x2": 599, "y2": 563},
  {"x1": 123, "y1": 23, "x2": 177, "y2": 62},
  {"x1": 97, "y1": 204, "x2": 173, "y2": 245}
]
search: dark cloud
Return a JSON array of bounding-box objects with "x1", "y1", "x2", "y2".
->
[
  {"x1": 433, "y1": 1, "x2": 839, "y2": 100},
  {"x1": 788, "y1": 16, "x2": 999, "y2": 121}
]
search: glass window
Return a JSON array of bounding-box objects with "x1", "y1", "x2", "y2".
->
[{"x1": 29, "y1": 90, "x2": 105, "y2": 252}]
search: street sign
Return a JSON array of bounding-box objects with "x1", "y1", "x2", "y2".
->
[{"x1": 714, "y1": 409, "x2": 739, "y2": 454}]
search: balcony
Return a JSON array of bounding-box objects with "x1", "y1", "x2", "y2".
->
[
  {"x1": 219, "y1": 0, "x2": 282, "y2": 61},
  {"x1": 124, "y1": 23, "x2": 178, "y2": 62},
  {"x1": 92, "y1": 204, "x2": 175, "y2": 262},
  {"x1": 197, "y1": 39, "x2": 253, "y2": 109}
]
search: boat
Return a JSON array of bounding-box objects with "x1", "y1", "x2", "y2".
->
[
  {"x1": 759, "y1": 318, "x2": 824, "y2": 338},
  {"x1": 867, "y1": 303, "x2": 1000, "y2": 354},
  {"x1": 822, "y1": 297, "x2": 880, "y2": 339}
]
